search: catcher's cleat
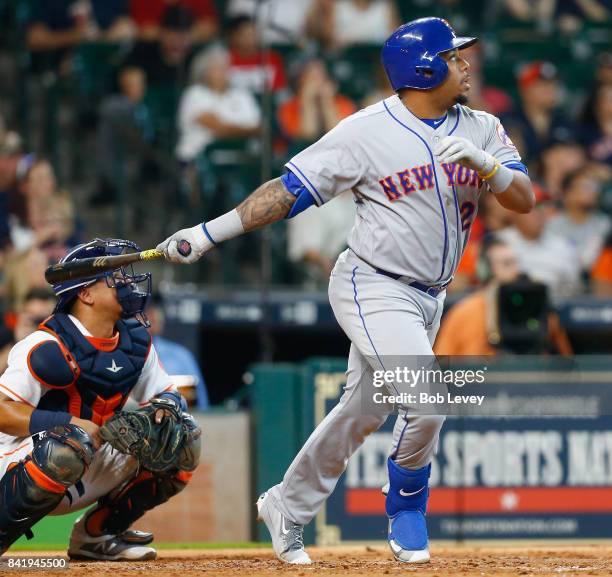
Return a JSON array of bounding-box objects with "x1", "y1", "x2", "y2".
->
[
  {"x1": 256, "y1": 491, "x2": 311, "y2": 565},
  {"x1": 68, "y1": 513, "x2": 156, "y2": 561},
  {"x1": 119, "y1": 530, "x2": 154, "y2": 546}
]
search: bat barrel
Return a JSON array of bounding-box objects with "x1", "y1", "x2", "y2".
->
[
  {"x1": 44, "y1": 250, "x2": 164, "y2": 284},
  {"x1": 44, "y1": 266, "x2": 65, "y2": 284}
]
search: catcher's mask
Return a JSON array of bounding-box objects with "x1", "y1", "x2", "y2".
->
[{"x1": 52, "y1": 238, "x2": 152, "y2": 326}]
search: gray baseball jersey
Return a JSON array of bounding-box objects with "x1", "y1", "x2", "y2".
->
[
  {"x1": 266, "y1": 96, "x2": 525, "y2": 528},
  {"x1": 286, "y1": 94, "x2": 521, "y2": 285}
]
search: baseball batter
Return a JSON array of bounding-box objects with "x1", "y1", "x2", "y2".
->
[
  {"x1": 157, "y1": 18, "x2": 535, "y2": 565},
  {"x1": 0, "y1": 239, "x2": 200, "y2": 560}
]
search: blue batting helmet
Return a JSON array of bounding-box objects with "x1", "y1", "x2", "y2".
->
[
  {"x1": 52, "y1": 238, "x2": 152, "y2": 324},
  {"x1": 381, "y1": 18, "x2": 478, "y2": 91}
]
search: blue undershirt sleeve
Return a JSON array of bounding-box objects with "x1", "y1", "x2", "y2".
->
[
  {"x1": 281, "y1": 171, "x2": 317, "y2": 219},
  {"x1": 502, "y1": 160, "x2": 529, "y2": 175}
]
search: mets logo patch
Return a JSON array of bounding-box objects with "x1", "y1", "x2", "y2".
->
[{"x1": 496, "y1": 122, "x2": 516, "y2": 149}]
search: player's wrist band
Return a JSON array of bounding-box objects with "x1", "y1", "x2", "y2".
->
[
  {"x1": 479, "y1": 162, "x2": 500, "y2": 180},
  {"x1": 29, "y1": 409, "x2": 72, "y2": 435},
  {"x1": 477, "y1": 155, "x2": 514, "y2": 194},
  {"x1": 486, "y1": 164, "x2": 514, "y2": 194},
  {"x1": 202, "y1": 209, "x2": 245, "y2": 246}
]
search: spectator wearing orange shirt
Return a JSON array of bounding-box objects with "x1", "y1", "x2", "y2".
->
[
  {"x1": 434, "y1": 239, "x2": 573, "y2": 356},
  {"x1": 278, "y1": 57, "x2": 356, "y2": 144},
  {"x1": 592, "y1": 230, "x2": 612, "y2": 296},
  {"x1": 130, "y1": 0, "x2": 218, "y2": 42}
]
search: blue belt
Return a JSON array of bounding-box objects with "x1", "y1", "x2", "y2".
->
[{"x1": 375, "y1": 268, "x2": 449, "y2": 297}]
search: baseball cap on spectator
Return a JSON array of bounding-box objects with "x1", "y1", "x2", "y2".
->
[
  {"x1": 519, "y1": 61, "x2": 558, "y2": 90},
  {"x1": 161, "y1": 5, "x2": 195, "y2": 31}
]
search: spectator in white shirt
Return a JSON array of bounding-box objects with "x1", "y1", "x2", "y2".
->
[
  {"x1": 306, "y1": 0, "x2": 399, "y2": 51},
  {"x1": 226, "y1": 0, "x2": 315, "y2": 44},
  {"x1": 498, "y1": 203, "x2": 582, "y2": 302},
  {"x1": 176, "y1": 45, "x2": 261, "y2": 163},
  {"x1": 546, "y1": 167, "x2": 611, "y2": 271}
]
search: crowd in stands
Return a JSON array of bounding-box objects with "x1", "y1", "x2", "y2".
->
[{"x1": 0, "y1": 0, "x2": 609, "y2": 327}]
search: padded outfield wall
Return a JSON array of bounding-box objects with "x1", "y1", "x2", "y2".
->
[{"x1": 252, "y1": 357, "x2": 612, "y2": 544}]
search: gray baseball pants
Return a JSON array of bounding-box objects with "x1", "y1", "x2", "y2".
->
[{"x1": 269, "y1": 249, "x2": 446, "y2": 525}]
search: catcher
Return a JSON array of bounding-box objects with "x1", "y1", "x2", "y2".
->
[{"x1": 0, "y1": 238, "x2": 201, "y2": 561}]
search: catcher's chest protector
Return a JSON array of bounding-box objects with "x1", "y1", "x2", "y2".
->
[{"x1": 30, "y1": 314, "x2": 151, "y2": 424}]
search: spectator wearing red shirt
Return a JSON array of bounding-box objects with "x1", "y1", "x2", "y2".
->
[
  {"x1": 130, "y1": 0, "x2": 218, "y2": 42},
  {"x1": 226, "y1": 15, "x2": 287, "y2": 96}
]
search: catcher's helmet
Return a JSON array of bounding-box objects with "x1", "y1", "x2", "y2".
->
[
  {"x1": 52, "y1": 238, "x2": 152, "y2": 323},
  {"x1": 381, "y1": 17, "x2": 478, "y2": 91}
]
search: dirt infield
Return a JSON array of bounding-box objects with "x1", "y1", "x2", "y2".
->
[{"x1": 4, "y1": 545, "x2": 612, "y2": 577}]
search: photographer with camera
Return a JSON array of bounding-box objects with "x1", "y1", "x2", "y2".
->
[{"x1": 434, "y1": 238, "x2": 573, "y2": 356}]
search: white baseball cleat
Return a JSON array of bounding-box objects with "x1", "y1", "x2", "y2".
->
[
  {"x1": 68, "y1": 512, "x2": 156, "y2": 561},
  {"x1": 256, "y1": 491, "x2": 312, "y2": 565},
  {"x1": 388, "y1": 539, "x2": 431, "y2": 563},
  {"x1": 387, "y1": 515, "x2": 430, "y2": 564}
]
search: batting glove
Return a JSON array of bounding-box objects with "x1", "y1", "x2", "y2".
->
[
  {"x1": 156, "y1": 224, "x2": 213, "y2": 264},
  {"x1": 434, "y1": 136, "x2": 496, "y2": 176}
]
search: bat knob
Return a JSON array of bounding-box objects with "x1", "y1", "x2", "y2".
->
[{"x1": 177, "y1": 240, "x2": 192, "y2": 257}]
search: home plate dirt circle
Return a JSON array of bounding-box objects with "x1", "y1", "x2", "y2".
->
[{"x1": 5, "y1": 545, "x2": 612, "y2": 577}]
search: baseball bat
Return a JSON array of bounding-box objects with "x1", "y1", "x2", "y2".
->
[{"x1": 44, "y1": 240, "x2": 193, "y2": 284}]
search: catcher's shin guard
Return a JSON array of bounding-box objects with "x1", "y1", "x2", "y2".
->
[
  {"x1": 0, "y1": 425, "x2": 95, "y2": 555},
  {"x1": 83, "y1": 469, "x2": 193, "y2": 537}
]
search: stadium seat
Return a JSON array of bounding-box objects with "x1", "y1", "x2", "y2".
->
[
  {"x1": 72, "y1": 43, "x2": 124, "y2": 102},
  {"x1": 194, "y1": 140, "x2": 262, "y2": 282},
  {"x1": 144, "y1": 85, "x2": 182, "y2": 151},
  {"x1": 331, "y1": 44, "x2": 381, "y2": 103}
]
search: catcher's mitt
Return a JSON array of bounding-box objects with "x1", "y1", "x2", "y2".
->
[{"x1": 99, "y1": 397, "x2": 202, "y2": 473}]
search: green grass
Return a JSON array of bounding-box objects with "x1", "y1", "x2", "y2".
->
[
  {"x1": 9, "y1": 542, "x2": 270, "y2": 552},
  {"x1": 156, "y1": 542, "x2": 270, "y2": 550},
  {"x1": 10, "y1": 513, "x2": 271, "y2": 552},
  {"x1": 9, "y1": 544, "x2": 68, "y2": 552}
]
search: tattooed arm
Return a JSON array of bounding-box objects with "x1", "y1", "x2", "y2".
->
[
  {"x1": 157, "y1": 178, "x2": 297, "y2": 263},
  {"x1": 237, "y1": 178, "x2": 296, "y2": 231}
]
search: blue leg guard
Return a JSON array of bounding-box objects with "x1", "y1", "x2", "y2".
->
[{"x1": 385, "y1": 457, "x2": 430, "y2": 562}]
